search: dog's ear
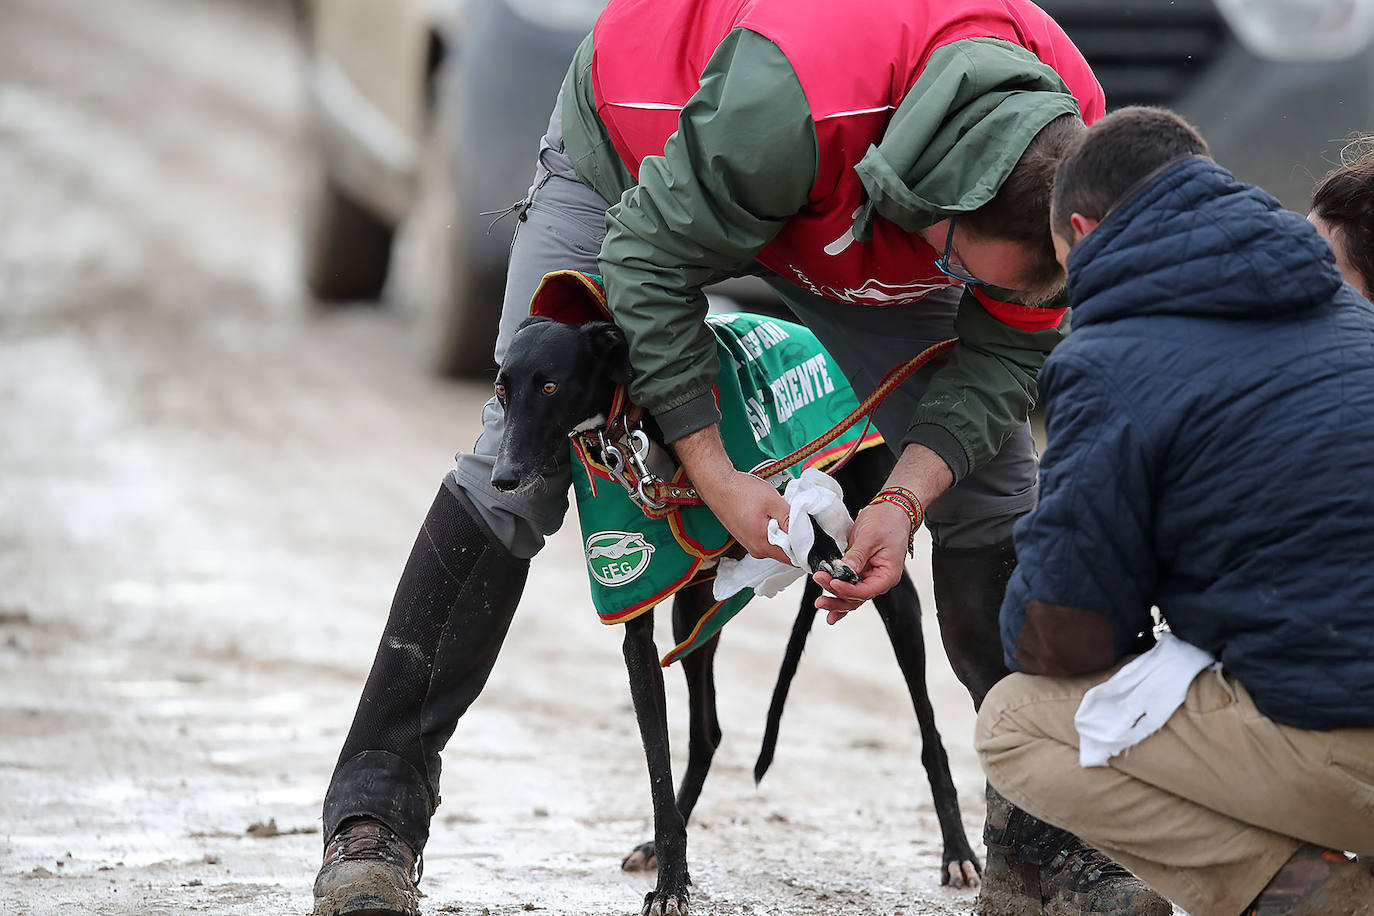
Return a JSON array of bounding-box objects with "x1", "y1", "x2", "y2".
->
[
  {"x1": 583, "y1": 321, "x2": 632, "y2": 385},
  {"x1": 516, "y1": 315, "x2": 554, "y2": 333}
]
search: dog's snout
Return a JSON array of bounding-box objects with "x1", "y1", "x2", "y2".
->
[{"x1": 490, "y1": 464, "x2": 520, "y2": 492}]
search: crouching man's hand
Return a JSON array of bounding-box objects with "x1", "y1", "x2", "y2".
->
[{"x1": 673, "y1": 424, "x2": 791, "y2": 564}]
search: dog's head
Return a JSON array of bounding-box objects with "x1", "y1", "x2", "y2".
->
[{"x1": 490, "y1": 316, "x2": 631, "y2": 492}]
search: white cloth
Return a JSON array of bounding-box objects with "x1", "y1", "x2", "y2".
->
[
  {"x1": 712, "y1": 468, "x2": 854, "y2": 601},
  {"x1": 1074, "y1": 631, "x2": 1218, "y2": 768}
]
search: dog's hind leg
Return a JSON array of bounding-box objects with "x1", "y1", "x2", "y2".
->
[
  {"x1": 622, "y1": 582, "x2": 722, "y2": 873},
  {"x1": 622, "y1": 610, "x2": 691, "y2": 915},
  {"x1": 873, "y1": 575, "x2": 981, "y2": 888},
  {"x1": 829, "y1": 446, "x2": 979, "y2": 886}
]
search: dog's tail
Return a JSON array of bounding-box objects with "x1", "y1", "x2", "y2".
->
[{"x1": 753, "y1": 581, "x2": 821, "y2": 785}]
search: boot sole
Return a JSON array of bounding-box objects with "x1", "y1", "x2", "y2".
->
[
  {"x1": 977, "y1": 888, "x2": 1041, "y2": 916},
  {"x1": 313, "y1": 893, "x2": 419, "y2": 916},
  {"x1": 314, "y1": 905, "x2": 418, "y2": 916}
]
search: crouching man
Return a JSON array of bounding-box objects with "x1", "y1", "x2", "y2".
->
[{"x1": 975, "y1": 106, "x2": 1374, "y2": 916}]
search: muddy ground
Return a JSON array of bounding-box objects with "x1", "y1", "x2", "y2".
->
[{"x1": 0, "y1": 1, "x2": 993, "y2": 913}]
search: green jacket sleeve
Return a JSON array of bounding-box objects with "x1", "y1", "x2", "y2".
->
[
  {"x1": 597, "y1": 29, "x2": 818, "y2": 442},
  {"x1": 905, "y1": 288, "x2": 1069, "y2": 480}
]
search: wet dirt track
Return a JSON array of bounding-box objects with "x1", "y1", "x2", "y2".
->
[{"x1": 0, "y1": 1, "x2": 988, "y2": 913}]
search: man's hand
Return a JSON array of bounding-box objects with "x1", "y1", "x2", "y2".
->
[
  {"x1": 814, "y1": 442, "x2": 955, "y2": 624},
  {"x1": 813, "y1": 501, "x2": 910, "y2": 623},
  {"x1": 705, "y1": 469, "x2": 794, "y2": 562},
  {"x1": 672, "y1": 424, "x2": 791, "y2": 563}
]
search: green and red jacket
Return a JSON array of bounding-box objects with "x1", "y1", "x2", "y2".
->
[{"x1": 559, "y1": 0, "x2": 1105, "y2": 481}]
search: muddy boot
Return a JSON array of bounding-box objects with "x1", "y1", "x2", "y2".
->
[
  {"x1": 317, "y1": 481, "x2": 530, "y2": 908},
  {"x1": 978, "y1": 784, "x2": 1170, "y2": 916},
  {"x1": 1243, "y1": 845, "x2": 1374, "y2": 916},
  {"x1": 313, "y1": 818, "x2": 421, "y2": 916}
]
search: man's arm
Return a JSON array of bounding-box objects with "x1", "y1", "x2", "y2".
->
[
  {"x1": 596, "y1": 28, "x2": 818, "y2": 557},
  {"x1": 671, "y1": 424, "x2": 792, "y2": 563},
  {"x1": 999, "y1": 351, "x2": 1159, "y2": 675},
  {"x1": 816, "y1": 292, "x2": 1067, "y2": 617}
]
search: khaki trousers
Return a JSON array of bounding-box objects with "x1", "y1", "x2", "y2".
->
[{"x1": 975, "y1": 665, "x2": 1374, "y2": 916}]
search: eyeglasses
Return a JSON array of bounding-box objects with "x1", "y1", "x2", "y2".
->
[{"x1": 934, "y1": 217, "x2": 986, "y2": 287}]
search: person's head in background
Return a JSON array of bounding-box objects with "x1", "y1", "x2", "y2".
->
[
  {"x1": 1310, "y1": 139, "x2": 1374, "y2": 300},
  {"x1": 1049, "y1": 106, "x2": 1209, "y2": 269}
]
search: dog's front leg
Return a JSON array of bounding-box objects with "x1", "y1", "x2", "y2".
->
[
  {"x1": 623, "y1": 584, "x2": 722, "y2": 874},
  {"x1": 623, "y1": 611, "x2": 691, "y2": 915}
]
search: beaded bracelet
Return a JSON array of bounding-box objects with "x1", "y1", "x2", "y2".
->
[{"x1": 869, "y1": 485, "x2": 925, "y2": 556}]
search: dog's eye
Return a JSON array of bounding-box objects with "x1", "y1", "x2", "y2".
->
[
  {"x1": 542, "y1": 381, "x2": 558, "y2": 395},
  {"x1": 494, "y1": 383, "x2": 506, "y2": 401}
]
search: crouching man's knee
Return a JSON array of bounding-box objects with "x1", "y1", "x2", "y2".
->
[
  {"x1": 974, "y1": 672, "x2": 1043, "y2": 783},
  {"x1": 973, "y1": 670, "x2": 1102, "y2": 798}
]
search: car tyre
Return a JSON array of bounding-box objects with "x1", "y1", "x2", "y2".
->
[
  {"x1": 302, "y1": 148, "x2": 395, "y2": 303},
  {"x1": 407, "y1": 60, "x2": 507, "y2": 378}
]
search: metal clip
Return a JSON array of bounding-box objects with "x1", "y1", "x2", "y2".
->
[
  {"x1": 635, "y1": 478, "x2": 667, "y2": 511},
  {"x1": 596, "y1": 426, "x2": 668, "y2": 511},
  {"x1": 628, "y1": 428, "x2": 667, "y2": 510},
  {"x1": 629, "y1": 429, "x2": 654, "y2": 474},
  {"x1": 599, "y1": 431, "x2": 635, "y2": 495}
]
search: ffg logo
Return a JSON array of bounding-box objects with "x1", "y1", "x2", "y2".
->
[{"x1": 585, "y1": 530, "x2": 656, "y2": 587}]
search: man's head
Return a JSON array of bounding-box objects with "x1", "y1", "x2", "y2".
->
[
  {"x1": 1309, "y1": 138, "x2": 1374, "y2": 299},
  {"x1": 1050, "y1": 107, "x2": 1209, "y2": 268},
  {"x1": 949, "y1": 113, "x2": 1084, "y2": 304}
]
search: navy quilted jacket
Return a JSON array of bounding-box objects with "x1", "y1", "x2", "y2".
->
[{"x1": 1000, "y1": 155, "x2": 1374, "y2": 729}]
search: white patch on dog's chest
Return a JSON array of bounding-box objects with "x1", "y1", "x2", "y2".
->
[{"x1": 570, "y1": 413, "x2": 607, "y2": 434}]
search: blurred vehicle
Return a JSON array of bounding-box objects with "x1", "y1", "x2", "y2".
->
[
  {"x1": 298, "y1": 0, "x2": 1374, "y2": 378},
  {"x1": 297, "y1": 0, "x2": 603, "y2": 376},
  {"x1": 1040, "y1": 0, "x2": 1374, "y2": 206}
]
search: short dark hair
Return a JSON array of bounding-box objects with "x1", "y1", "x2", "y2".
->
[
  {"x1": 1051, "y1": 107, "x2": 1209, "y2": 241},
  {"x1": 1311, "y1": 137, "x2": 1374, "y2": 296},
  {"x1": 963, "y1": 113, "x2": 1084, "y2": 302}
]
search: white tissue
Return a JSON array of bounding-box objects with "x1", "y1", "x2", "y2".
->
[
  {"x1": 1074, "y1": 631, "x2": 1217, "y2": 767},
  {"x1": 712, "y1": 468, "x2": 854, "y2": 601}
]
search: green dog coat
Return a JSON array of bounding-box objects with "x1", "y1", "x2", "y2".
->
[{"x1": 528, "y1": 271, "x2": 882, "y2": 665}]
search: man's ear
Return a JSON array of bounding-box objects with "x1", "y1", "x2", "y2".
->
[
  {"x1": 1069, "y1": 212, "x2": 1101, "y2": 242},
  {"x1": 582, "y1": 321, "x2": 632, "y2": 385}
]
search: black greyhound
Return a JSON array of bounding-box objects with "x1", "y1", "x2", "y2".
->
[{"x1": 490, "y1": 315, "x2": 979, "y2": 915}]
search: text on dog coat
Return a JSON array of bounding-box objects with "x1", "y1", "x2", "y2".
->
[{"x1": 770, "y1": 354, "x2": 837, "y2": 423}]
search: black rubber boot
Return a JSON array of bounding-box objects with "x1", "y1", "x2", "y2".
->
[
  {"x1": 979, "y1": 785, "x2": 1171, "y2": 916},
  {"x1": 931, "y1": 538, "x2": 1019, "y2": 711},
  {"x1": 315, "y1": 480, "x2": 529, "y2": 913}
]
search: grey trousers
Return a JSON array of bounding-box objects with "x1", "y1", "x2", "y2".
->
[{"x1": 452, "y1": 98, "x2": 1038, "y2": 558}]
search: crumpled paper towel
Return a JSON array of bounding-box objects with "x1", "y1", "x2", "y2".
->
[
  {"x1": 712, "y1": 468, "x2": 854, "y2": 601},
  {"x1": 1075, "y1": 630, "x2": 1217, "y2": 767}
]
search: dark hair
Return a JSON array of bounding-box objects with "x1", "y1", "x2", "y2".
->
[
  {"x1": 963, "y1": 113, "x2": 1084, "y2": 302},
  {"x1": 1311, "y1": 137, "x2": 1374, "y2": 297},
  {"x1": 1051, "y1": 106, "x2": 1209, "y2": 241}
]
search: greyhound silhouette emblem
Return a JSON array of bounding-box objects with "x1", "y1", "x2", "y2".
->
[{"x1": 586, "y1": 531, "x2": 656, "y2": 587}]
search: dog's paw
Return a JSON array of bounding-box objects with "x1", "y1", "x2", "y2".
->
[
  {"x1": 943, "y1": 856, "x2": 981, "y2": 888},
  {"x1": 815, "y1": 558, "x2": 859, "y2": 584},
  {"x1": 641, "y1": 888, "x2": 689, "y2": 916},
  {"x1": 621, "y1": 841, "x2": 657, "y2": 872}
]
